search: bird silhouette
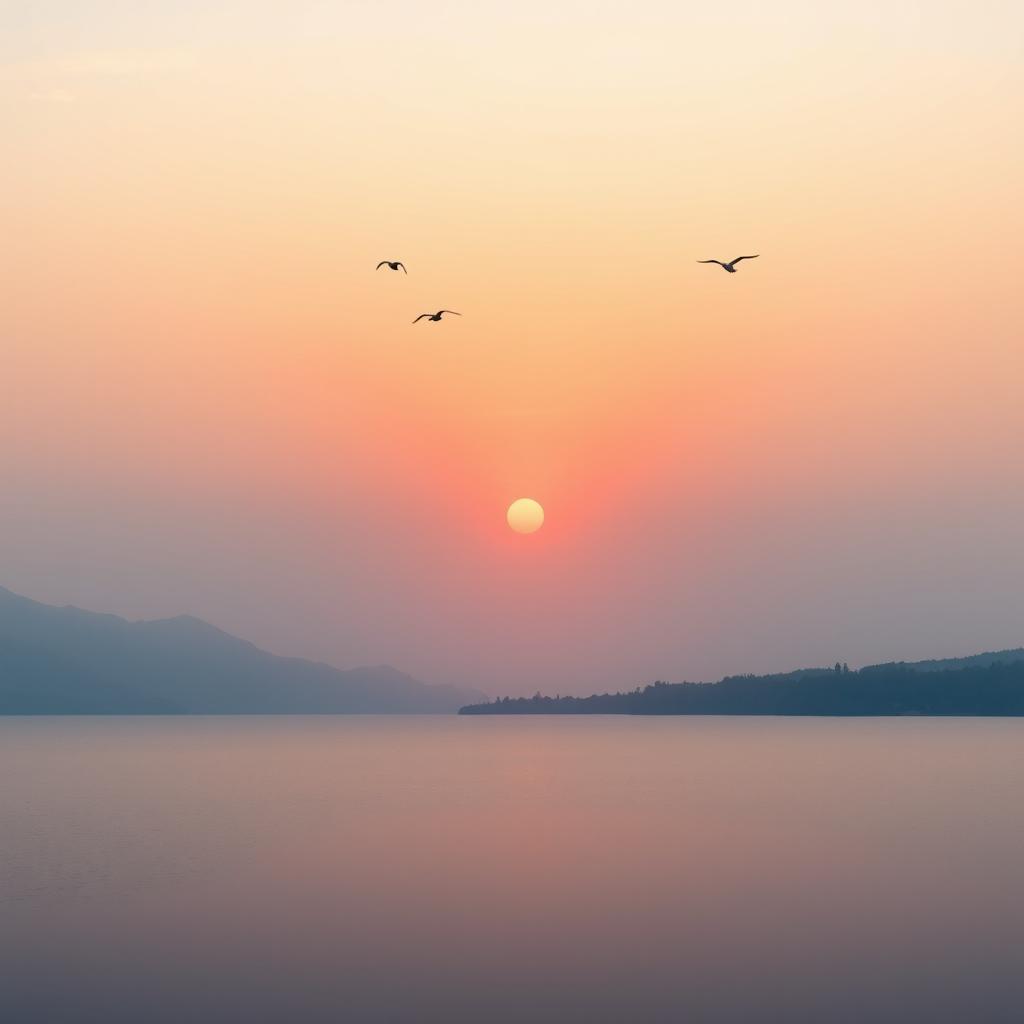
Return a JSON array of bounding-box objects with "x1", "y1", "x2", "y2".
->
[
  {"x1": 697, "y1": 255, "x2": 759, "y2": 273},
  {"x1": 413, "y1": 310, "x2": 461, "y2": 323},
  {"x1": 376, "y1": 261, "x2": 407, "y2": 274}
]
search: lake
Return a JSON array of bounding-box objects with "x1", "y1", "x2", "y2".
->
[{"x1": 2, "y1": 716, "x2": 1023, "y2": 1022}]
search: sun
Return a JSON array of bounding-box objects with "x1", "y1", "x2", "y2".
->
[{"x1": 507, "y1": 498, "x2": 544, "y2": 534}]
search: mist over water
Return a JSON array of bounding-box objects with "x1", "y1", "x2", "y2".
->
[{"x1": 3, "y1": 716, "x2": 1023, "y2": 1023}]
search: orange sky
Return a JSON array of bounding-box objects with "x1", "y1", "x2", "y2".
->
[{"x1": 3, "y1": 1, "x2": 1024, "y2": 694}]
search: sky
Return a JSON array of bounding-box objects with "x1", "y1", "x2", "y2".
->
[{"x1": 3, "y1": 1, "x2": 1024, "y2": 696}]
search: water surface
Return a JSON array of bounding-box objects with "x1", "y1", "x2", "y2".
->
[{"x1": 2, "y1": 716, "x2": 1023, "y2": 1022}]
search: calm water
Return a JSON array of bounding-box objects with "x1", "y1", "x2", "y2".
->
[{"x1": 2, "y1": 716, "x2": 1023, "y2": 1023}]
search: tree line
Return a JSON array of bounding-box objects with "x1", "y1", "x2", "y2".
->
[{"x1": 459, "y1": 659, "x2": 1024, "y2": 716}]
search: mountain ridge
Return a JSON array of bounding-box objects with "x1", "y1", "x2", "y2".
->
[{"x1": 0, "y1": 586, "x2": 484, "y2": 714}]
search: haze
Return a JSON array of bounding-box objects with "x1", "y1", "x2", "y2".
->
[{"x1": 4, "y1": 1, "x2": 1023, "y2": 696}]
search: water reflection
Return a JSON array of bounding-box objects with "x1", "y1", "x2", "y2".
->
[{"x1": 2, "y1": 716, "x2": 1023, "y2": 1022}]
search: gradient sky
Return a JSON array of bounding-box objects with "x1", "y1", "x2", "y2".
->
[{"x1": 4, "y1": 1, "x2": 1024, "y2": 695}]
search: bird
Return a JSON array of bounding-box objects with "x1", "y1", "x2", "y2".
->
[
  {"x1": 376, "y1": 261, "x2": 407, "y2": 274},
  {"x1": 413, "y1": 310, "x2": 461, "y2": 323},
  {"x1": 697, "y1": 255, "x2": 759, "y2": 273}
]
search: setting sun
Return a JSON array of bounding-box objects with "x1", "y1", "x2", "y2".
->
[{"x1": 507, "y1": 498, "x2": 544, "y2": 535}]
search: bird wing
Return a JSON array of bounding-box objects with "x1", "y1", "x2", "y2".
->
[
  {"x1": 731, "y1": 255, "x2": 759, "y2": 264},
  {"x1": 440, "y1": 310, "x2": 462, "y2": 316},
  {"x1": 376, "y1": 261, "x2": 388, "y2": 270},
  {"x1": 397, "y1": 263, "x2": 407, "y2": 273},
  {"x1": 413, "y1": 314, "x2": 430, "y2": 323},
  {"x1": 697, "y1": 260, "x2": 725, "y2": 267}
]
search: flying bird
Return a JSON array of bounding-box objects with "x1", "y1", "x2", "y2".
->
[
  {"x1": 376, "y1": 261, "x2": 407, "y2": 274},
  {"x1": 413, "y1": 310, "x2": 461, "y2": 323},
  {"x1": 697, "y1": 255, "x2": 759, "y2": 273}
]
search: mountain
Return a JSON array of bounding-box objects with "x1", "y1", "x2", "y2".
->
[
  {"x1": 460, "y1": 650, "x2": 1024, "y2": 716},
  {"x1": 0, "y1": 587, "x2": 484, "y2": 714}
]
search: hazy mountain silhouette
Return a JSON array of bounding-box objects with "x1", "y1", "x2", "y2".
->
[
  {"x1": 461, "y1": 650, "x2": 1024, "y2": 716},
  {"x1": 0, "y1": 586, "x2": 483, "y2": 714}
]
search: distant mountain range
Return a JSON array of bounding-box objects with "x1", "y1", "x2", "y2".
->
[
  {"x1": 0, "y1": 586, "x2": 484, "y2": 714},
  {"x1": 461, "y1": 651, "x2": 1024, "y2": 716}
]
